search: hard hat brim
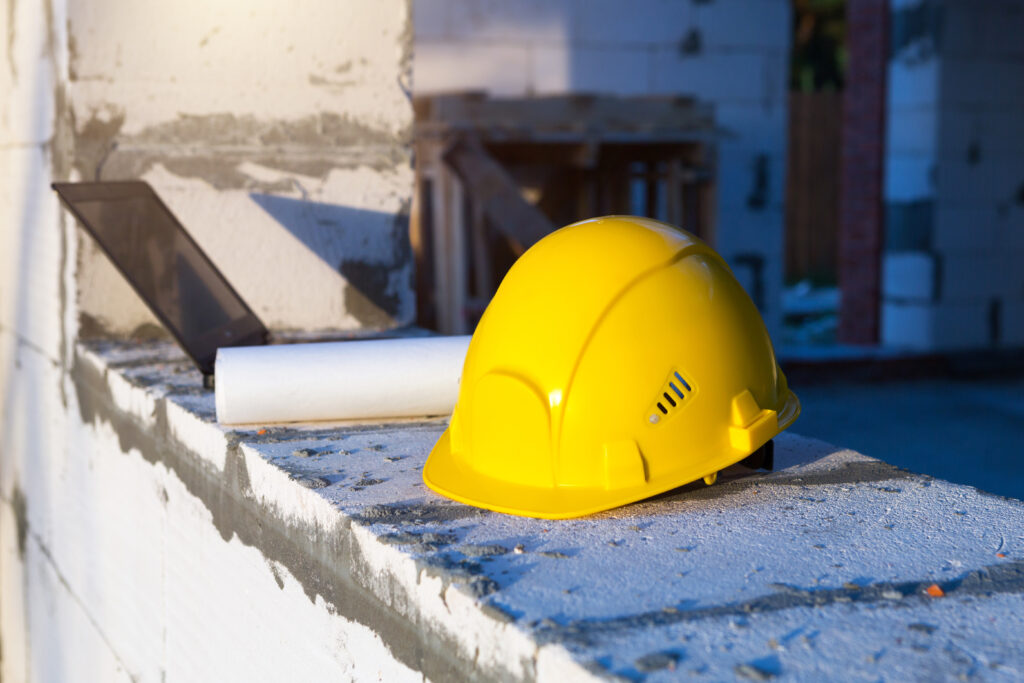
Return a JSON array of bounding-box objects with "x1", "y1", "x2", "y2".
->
[
  {"x1": 424, "y1": 388, "x2": 800, "y2": 520},
  {"x1": 424, "y1": 430, "x2": 659, "y2": 519}
]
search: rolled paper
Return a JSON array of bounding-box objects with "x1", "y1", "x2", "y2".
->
[{"x1": 215, "y1": 336, "x2": 471, "y2": 425}]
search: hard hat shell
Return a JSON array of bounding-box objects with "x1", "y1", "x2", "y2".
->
[{"x1": 424, "y1": 216, "x2": 799, "y2": 519}]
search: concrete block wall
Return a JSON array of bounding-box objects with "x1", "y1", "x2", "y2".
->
[
  {"x1": 0, "y1": 0, "x2": 415, "y2": 680},
  {"x1": 882, "y1": 0, "x2": 1024, "y2": 350},
  {"x1": 413, "y1": 0, "x2": 791, "y2": 336},
  {"x1": 15, "y1": 340, "x2": 1024, "y2": 682},
  {"x1": 69, "y1": 0, "x2": 416, "y2": 335}
]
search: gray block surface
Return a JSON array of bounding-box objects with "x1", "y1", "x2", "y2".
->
[{"x1": 74, "y1": 340, "x2": 1024, "y2": 682}]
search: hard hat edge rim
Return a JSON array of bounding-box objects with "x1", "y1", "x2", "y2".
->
[{"x1": 424, "y1": 386, "x2": 798, "y2": 519}]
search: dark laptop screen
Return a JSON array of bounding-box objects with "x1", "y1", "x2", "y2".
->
[{"x1": 53, "y1": 181, "x2": 267, "y2": 375}]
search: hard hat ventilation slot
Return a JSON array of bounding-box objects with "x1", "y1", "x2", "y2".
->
[{"x1": 649, "y1": 370, "x2": 695, "y2": 425}]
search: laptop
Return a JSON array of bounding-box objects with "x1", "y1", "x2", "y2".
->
[{"x1": 52, "y1": 181, "x2": 269, "y2": 384}]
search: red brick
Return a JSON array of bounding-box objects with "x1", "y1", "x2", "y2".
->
[{"x1": 838, "y1": 0, "x2": 888, "y2": 344}]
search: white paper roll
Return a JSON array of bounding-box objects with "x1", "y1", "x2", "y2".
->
[{"x1": 215, "y1": 336, "x2": 471, "y2": 425}]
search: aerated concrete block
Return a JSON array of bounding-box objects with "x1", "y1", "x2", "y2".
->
[
  {"x1": 23, "y1": 537, "x2": 134, "y2": 682},
  {"x1": 938, "y1": 248, "x2": 1010, "y2": 303},
  {"x1": 534, "y1": 44, "x2": 651, "y2": 96},
  {"x1": 716, "y1": 147, "x2": 785, "y2": 212},
  {"x1": 977, "y1": 1, "x2": 1024, "y2": 59},
  {"x1": 692, "y1": 0, "x2": 790, "y2": 51},
  {"x1": 935, "y1": 157, "x2": 1024, "y2": 207},
  {"x1": 940, "y1": 0, "x2": 981, "y2": 59},
  {"x1": 414, "y1": 41, "x2": 532, "y2": 96},
  {"x1": 883, "y1": 299, "x2": 992, "y2": 350},
  {"x1": 68, "y1": 0, "x2": 415, "y2": 336},
  {"x1": 887, "y1": 106, "x2": 938, "y2": 157},
  {"x1": 883, "y1": 251, "x2": 937, "y2": 302},
  {"x1": 888, "y1": 57, "x2": 939, "y2": 109},
  {"x1": 932, "y1": 204, "x2": 999, "y2": 251},
  {"x1": 1003, "y1": 299, "x2": 1024, "y2": 346},
  {"x1": 443, "y1": 0, "x2": 570, "y2": 43},
  {"x1": 941, "y1": 57, "x2": 1024, "y2": 110},
  {"x1": 0, "y1": 148, "x2": 68, "y2": 363},
  {"x1": 14, "y1": 339, "x2": 1022, "y2": 682},
  {"x1": 885, "y1": 153, "x2": 935, "y2": 203},
  {"x1": 412, "y1": 0, "x2": 451, "y2": 40},
  {"x1": 0, "y1": 0, "x2": 63, "y2": 149},
  {"x1": 882, "y1": 300, "x2": 933, "y2": 349},
  {"x1": 998, "y1": 211, "x2": 1024, "y2": 249},
  {"x1": 569, "y1": 0, "x2": 691, "y2": 45},
  {"x1": 716, "y1": 101, "x2": 787, "y2": 152},
  {"x1": 938, "y1": 108, "x2": 1024, "y2": 164},
  {"x1": 650, "y1": 50, "x2": 777, "y2": 103},
  {"x1": 931, "y1": 300, "x2": 998, "y2": 349}
]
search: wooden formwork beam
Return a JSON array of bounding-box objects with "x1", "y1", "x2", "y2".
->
[{"x1": 442, "y1": 136, "x2": 557, "y2": 253}]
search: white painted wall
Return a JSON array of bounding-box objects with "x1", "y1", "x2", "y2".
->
[
  {"x1": 882, "y1": 0, "x2": 1024, "y2": 350},
  {"x1": 413, "y1": 0, "x2": 791, "y2": 335}
]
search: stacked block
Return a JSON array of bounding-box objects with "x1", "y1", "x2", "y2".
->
[
  {"x1": 883, "y1": 0, "x2": 1024, "y2": 349},
  {"x1": 414, "y1": 0, "x2": 792, "y2": 337}
]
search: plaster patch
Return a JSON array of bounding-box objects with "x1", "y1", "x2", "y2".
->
[
  {"x1": 71, "y1": 106, "x2": 125, "y2": 181},
  {"x1": 6, "y1": 0, "x2": 16, "y2": 82},
  {"x1": 72, "y1": 110, "x2": 410, "y2": 187},
  {"x1": 11, "y1": 485, "x2": 27, "y2": 558}
]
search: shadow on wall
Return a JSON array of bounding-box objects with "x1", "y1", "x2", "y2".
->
[{"x1": 248, "y1": 193, "x2": 412, "y2": 328}]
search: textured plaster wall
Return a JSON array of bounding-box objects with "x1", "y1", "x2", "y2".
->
[
  {"x1": 69, "y1": 0, "x2": 415, "y2": 334},
  {"x1": 882, "y1": 0, "x2": 1024, "y2": 350},
  {"x1": 0, "y1": 0, "x2": 417, "y2": 679},
  {"x1": 413, "y1": 0, "x2": 791, "y2": 336}
]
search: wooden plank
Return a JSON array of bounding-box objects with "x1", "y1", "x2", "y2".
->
[
  {"x1": 666, "y1": 159, "x2": 683, "y2": 227},
  {"x1": 469, "y1": 199, "x2": 492, "y2": 303},
  {"x1": 428, "y1": 161, "x2": 470, "y2": 335},
  {"x1": 447, "y1": 174, "x2": 468, "y2": 334},
  {"x1": 695, "y1": 145, "x2": 717, "y2": 247},
  {"x1": 411, "y1": 139, "x2": 436, "y2": 329},
  {"x1": 442, "y1": 137, "x2": 556, "y2": 251},
  {"x1": 785, "y1": 91, "x2": 841, "y2": 283},
  {"x1": 415, "y1": 93, "x2": 720, "y2": 144},
  {"x1": 430, "y1": 159, "x2": 453, "y2": 333}
]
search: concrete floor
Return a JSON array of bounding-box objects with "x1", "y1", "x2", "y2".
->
[{"x1": 792, "y1": 375, "x2": 1024, "y2": 501}]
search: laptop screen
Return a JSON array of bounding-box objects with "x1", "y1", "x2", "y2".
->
[{"x1": 53, "y1": 181, "x2": 267, "y2": 376}]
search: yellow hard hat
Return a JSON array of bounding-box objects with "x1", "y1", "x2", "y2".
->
[{"x1": 424, "y1": 216, "x2": 799, "y2": 519}]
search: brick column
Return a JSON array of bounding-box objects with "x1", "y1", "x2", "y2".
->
[{"x1": 837, "y1": 0, "x2": 888, "y2": 344}]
